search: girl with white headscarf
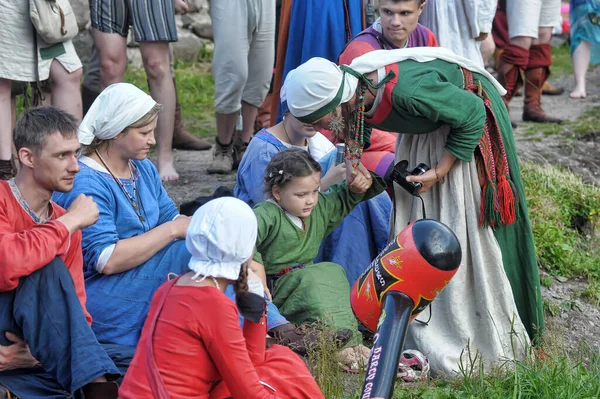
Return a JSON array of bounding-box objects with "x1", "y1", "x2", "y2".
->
[
  {"x1": 282, "y1": 48, "x2": 540, "y2": 377},
  {"x1": 53, "y1": 83, "x2": 194, "y2": 349},
  {"x1": 119, "y1": 197, "x2": 324, "y2": 399}
]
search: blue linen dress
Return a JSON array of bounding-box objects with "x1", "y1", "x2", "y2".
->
[{"x1": 234, "y1": 129, "x2": 392, "y2": 285}]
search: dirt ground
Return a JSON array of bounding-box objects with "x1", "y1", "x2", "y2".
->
[{"x1": 158, "y1": 66, "x2": 600, "y2": 357}]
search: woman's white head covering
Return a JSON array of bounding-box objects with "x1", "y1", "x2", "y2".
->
[
  {"x1": 186, "y1": 197, "x2": 258, "y2": 282},
  {"x1": 281, "y1": 48, "x2": 506, "y2": 124},
  {"x1": 78, "y1": 83, "x2": 157, "y2": 145}
]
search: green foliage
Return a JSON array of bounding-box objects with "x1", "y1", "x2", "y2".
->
[{"x1": 521, "y1": 160, "x2": 600, "y2": 281}]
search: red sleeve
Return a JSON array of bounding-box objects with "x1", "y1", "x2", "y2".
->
[
  {"x1": 339, "y1": 41, "x2": 377, "y2": 65},
  {"x1": 63, "y1": 231, "x2": 92, "y2": 325},
  {"x1": 243, "y1": 315, "x2": 267, "y2": 365},
  {"x1": 0, "y1": 203, "x2": 71, "y2": 292},
  {"x1": 428, "y1": 30, "x2": 439, "y2": 47},
  {"x1": 201, "y1": 297, "x2": 278, "y2": 399}
]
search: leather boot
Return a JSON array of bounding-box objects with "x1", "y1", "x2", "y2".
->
[
  {"x1": 81, "y1": 381, "x2": 119, "y2": 399},
  {"x1": 269, "y1": 323, "x2": 353, "y2": 356},
  {"x1": 542, "y1": 81, "x2": 565, "y2": 96},
  {"x1": 496, "y1": 44, "x2": 530, "y2": 107},
  {"x1": 523, "y1": 44, "x2": 562, "y2": 124},
  {"x1": 207, "y1": 137, "x2": 234, "y2": 174},
  {"x1": 232, "y1": 132, "x2": 249, "y2": 170},
  {"x1": 172, "y1": 103, "x2": 212, "y2": 151}
]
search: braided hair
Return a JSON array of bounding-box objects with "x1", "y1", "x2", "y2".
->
[
  {"x1": 264, "y1": 148, "x2": 322, "y2": 198},
  {"x1": 234, "y1": 262, "x2": 249, "y2": 296}
]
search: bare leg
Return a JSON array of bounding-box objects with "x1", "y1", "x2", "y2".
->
[
  {"x1": 50, "y1": 61, "x2": 83, "y2": 121},
  {"x1": 139, "y1": 41, "x2": 178, "y2": 181},
  {"x1": 92, "y1": 28, "x2": 127, "y2": 89},
  {"x1": 216, "y1": 111, "x2": 239, "y2": 145},
  {"x1": 570, "y1": 40, "x2": 591, "y2": 99},
  {"x1": 0, "y1": 79, "x2": 12, "y2": 162},
  {"x1": 510, "y1": 36, "x2": 533, "y2": 50},
  {"x1": 240, "y1": 101, "x2": 258, "y2": 143}
]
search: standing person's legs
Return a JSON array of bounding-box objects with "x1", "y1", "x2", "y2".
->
[
  {"x1": 237, "y1": 0, "x2": 276, "y2": 159},
  {"x1": 139, "y1": 41, "x2": 178, "y2": 181},
  {"x1": 0, "y1": 258, "x2": 119, "y2": 397},
  {"x1": 82, "y1": 41, "x2": 102, "y2": 114},
  {"x1": 0, "y1": 79, "x2": 13, "y2": 180},
  {"x1": 522, "y1": 0, "x2": 562, "y2": 123},
  {"x1": 209, "y1": 0, "x2": 251, "y2": 174},
  {"x1": 570, "y1": 40, "x2": 592, "y2": 98},
  {"x1": 49, "y1": 61, "x2": 83, "y2": 121}
]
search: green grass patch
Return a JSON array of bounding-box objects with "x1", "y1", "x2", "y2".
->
[
  {"x1": 125, "y1": 60, "x2": 216, "y2": 139},
  {"x1": 521, "y1": 160, "x2": 600, "y2": 281},
  {"x1": 550, "y1": 44, "x2": 573, "y2": 78},
  {"x1": 308, "y1": 328, "x2": 600, "y2": 398}
]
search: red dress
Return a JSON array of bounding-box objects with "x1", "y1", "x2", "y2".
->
[
  {"x1": 0, "y1": 181, "x2": 91, "y2": 324},
  {"x1": 119, "y1": 283, "x2": 324, "y2": 399}
]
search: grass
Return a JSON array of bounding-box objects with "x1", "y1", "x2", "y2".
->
[
  {"x1": 307, "y1": 328, "x2": 600, "y2": 398},
  {"x1": 521, "y1": 160, "x2": 600, "y2": 282},
  {"x1": 522, "y1": 105, "x2": 600, "y2": 139},
  {"x1": 549, "y1": 43, "x2": 573, "y2": 78}
]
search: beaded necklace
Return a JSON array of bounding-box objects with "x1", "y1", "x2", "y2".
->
[
  {"x1": 95, "y1": 150, "x2": 147, "y2": 224},
  {"x1": 345, "y1": 81, "x2": 367, "y2": 168}
]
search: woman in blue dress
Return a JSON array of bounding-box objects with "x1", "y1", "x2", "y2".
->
[{"x1": 54, "y1": 83, "x2": 292, "y2": 349}]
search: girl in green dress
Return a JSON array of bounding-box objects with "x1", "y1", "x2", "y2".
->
[
  {"x1": 253, "y1": 148, "x2": 386, "y2": 370},
  {"x1": 281, "y1": 47, "x2": 538, "y2": 377}
]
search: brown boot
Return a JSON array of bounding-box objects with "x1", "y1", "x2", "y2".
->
[
  {"x1": 522, "y1": 44, "x2": 562, "y2": 124},
  {"x1": 542, "y1": 81, "x2": 565, "y2": 96},
  {"x1": 0, "y1": 160, "x2": 15, "y2": 181},
  {"x1": 81, "y1": 381, "x2": 119, "y2": 399},
  {"x1": 172, "y1": 104, "x2": 212, "y2": 151},
  {"x1": 207, "y1": 138, "x2": 234, "y2": 174},
  {"x1": 232, "y1": 133, "x2": 249, "y2": 170},
  {"x1": 269, "y1": 323, "x2": 353, "y2": 356},
  {"x1": 496, "y1": 44, "x2": 530, "y2": 107}
]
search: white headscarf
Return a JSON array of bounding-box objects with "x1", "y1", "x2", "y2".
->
[
  {"x1": 282, "y1": 47, "x2": 506, "y2": 123},
  {"x1": 78, "y1": 83, "x2": 157, "y2": 145},
  {"x1": 186, "y1": 197, "x2": 258, "y2": 282}
]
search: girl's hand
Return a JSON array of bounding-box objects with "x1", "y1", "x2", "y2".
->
[
  {"x1": 349, "y1": 170, "x2": 373, "y2": 194},
  {"x1": 345, "y1": 161, "x2": 371, "y2": 193},
  {"x1": 250, "y1": 261, "x2": 272, "y2": 301},
  {"x1": 321, "y1": 163, "x2": 347, "y2": 191}
]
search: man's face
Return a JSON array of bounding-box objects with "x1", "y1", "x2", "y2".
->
[
  {"x1": 30, "y1": 133, "x2": 81, "y2": 193},
  {"x1": 379, "y1": 0, "x2": 425, "y2": 48}
]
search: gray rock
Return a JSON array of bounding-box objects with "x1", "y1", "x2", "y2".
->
[
  {"x1": 190, "y1": 14, "x2": 213, "y2": 40},
  {"x1": 70, "y1": 0, "x2": 90, "y2": 31},
  {"x1": 187, "y1": 0, "x2": 210, "y2": 14},
  {"x1": 171, "y1": 31, "x2": 203, "y2": 62},
  {"x1": 127, "y1": 47, "x2": 144, "y2": 69},
  {"x1": 72, "y1": 29, "x2": 94, "y2": 66}
]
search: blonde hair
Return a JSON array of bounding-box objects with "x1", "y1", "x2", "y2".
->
[{"x1": 83, "y1": 103, "x2": 163, "y2": 155}]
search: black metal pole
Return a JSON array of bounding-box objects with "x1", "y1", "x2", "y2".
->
[{"x1": 360, "y1": 291, "x2": 414, "y2": 399}]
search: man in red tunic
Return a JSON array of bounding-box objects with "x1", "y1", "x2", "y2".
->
[{"x1": 0, "y1": 107, "x2": 120, "y2": 398}]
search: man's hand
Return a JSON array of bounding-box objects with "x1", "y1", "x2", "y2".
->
[
  {"x1": 57, "y1": 194, "x2": 100, "y2": 233},
  {"x1": 0, "y1": 332, "x2": 38, "y2": 371},
  {"x1": 174, "y1": 0, "x2": 189, "y2": 14},
  {"x1": 475, "y1": 32, "x2": 489, "y2": 42}
]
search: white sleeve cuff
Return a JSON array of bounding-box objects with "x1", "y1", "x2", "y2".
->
[{"x1": 96, "y1": 244, "x2": 116, "y2": 273}]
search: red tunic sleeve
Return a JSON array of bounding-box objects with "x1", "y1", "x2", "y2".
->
[
  {"x1": 201, "y1": 296, "x2": 278, "y2": 399},
  {"x1": 427, "y1": 30, "x2": 440, "y2": 47},
  {"x1": 243, "y1": 315, "x2": 267, "y2": 365},
  {"x1": 0, "y1": 199, "x2": 71, "y2": 292}
]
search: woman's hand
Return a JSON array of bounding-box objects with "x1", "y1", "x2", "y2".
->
[
  {"x1": 405, "y1": 150, "x2": 457, "y2": 194},
  {"x1": 349, "y1": 168, "x2": 373, "y2": 194},
  {"x1": 170, "y1": 215, "x2": 191, "y2": 239},
  {"x1": 250, "y1": 261, "x2": 271, "y2": 301},
  {"x1": 174, "y1": 0, "x2": 189, "y2": 14},
  {"x1": 321, "y1": 163, "x2": 347, "y2": 191}
]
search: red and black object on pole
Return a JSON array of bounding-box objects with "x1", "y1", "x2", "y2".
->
[{"x1": 351, "y1": 219, "x2": 462, "y2": 399}]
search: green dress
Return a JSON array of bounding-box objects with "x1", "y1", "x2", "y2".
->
[
  {"x1": 254, "y1": 177, "x2": 386, "y2": 346},
  {"x1": 366, "y1": 59, "x2": 543, "y2": 342}
]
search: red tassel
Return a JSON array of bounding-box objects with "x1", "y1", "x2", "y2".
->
[{"x1": 497, "y1": 176, "x2": 517, "y2": 225}]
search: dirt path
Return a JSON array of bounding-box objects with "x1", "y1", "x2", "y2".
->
[{"x1": 158, "y1": 67, "x2": 600, "y2": 357}]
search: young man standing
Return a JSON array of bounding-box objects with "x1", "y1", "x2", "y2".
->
[{"x1": 0, "y1": 107, "x2": 120, "y2": 398}]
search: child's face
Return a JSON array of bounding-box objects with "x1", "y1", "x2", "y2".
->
[{"x1": 273, "y1": 172, "x2": 321, "y2": 218}]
